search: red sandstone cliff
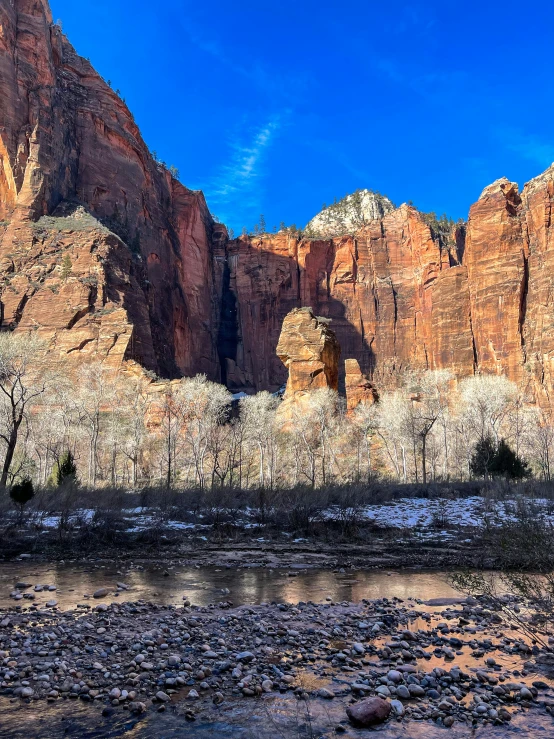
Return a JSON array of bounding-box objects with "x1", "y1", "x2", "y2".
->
[
  {"x1": 223, "y1": 206, "x2": 474, "y2": 392},
  {"x1": 1, "y1": 0, "x2": 554, "y2": 406},
  {"x1": 464, "y1": 166, "x2": 554, "y2": 404},
  {"x1": 0, "y1": 0, "x2": 224, "y2": 378}
]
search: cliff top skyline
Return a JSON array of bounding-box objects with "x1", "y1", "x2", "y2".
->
[{"x1": 49, "y1": 0, "x2": 554, "y2": 233}]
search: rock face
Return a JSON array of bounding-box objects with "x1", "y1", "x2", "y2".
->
[
  {"x1": 465, "y1": 166, "x2": 554, "y2": 404},
  {"x1": 0, "y1": 205, "x2": 156, "y2": 368},
  {"x1": 345, "y1": 359, "x2": 377, "y2": 411},
  {"x1": 222, "y1": 206, "x2": 473, "y2": 393},
  {"x1": 0, "y1": 0, "x2": 225, "y2": 378},
  {"x1": 225, "y1": 168, "x2": 554, "y2": 405},
  {"x1": 304, "y1": 189, "x2": 395, "y2": 238},
  {"x1": 276, "y1": 307, "x2": 340, "y2": 396},
  {"x1": 2, "y1": 1, "x2": 554, "y2": 406}
]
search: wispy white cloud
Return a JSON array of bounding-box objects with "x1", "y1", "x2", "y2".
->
[{"x1": 206, "y1": 114, "x2": 286, "y2": 227}]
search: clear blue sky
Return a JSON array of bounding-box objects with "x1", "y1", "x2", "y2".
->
[{"x1": 50, "y1": 0, "x2": 554, "y2": 233}]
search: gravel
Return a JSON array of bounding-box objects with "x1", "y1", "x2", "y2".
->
[{"x1": 0, "y1": 591, "x2": 551, "y2": 729}]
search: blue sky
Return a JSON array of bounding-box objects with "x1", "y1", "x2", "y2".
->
[{"x1": 50, "y1": 0, "x2": 554, "y2": 233}]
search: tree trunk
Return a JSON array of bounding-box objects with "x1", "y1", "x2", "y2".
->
[
  {"x1": 422, "y1": 434, "x2": 427, "y2": 484},
  {"x1": 1, "y1": 421, "x2": 20, "y2": 488}
]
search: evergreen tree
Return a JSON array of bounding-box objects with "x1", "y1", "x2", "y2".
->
[
  {"x1": 470, "y1": 435, "x2": 496, "y2": 478},
  {"x1": 61, "y1": 254, "x2": 72, "y2": 280},
  {"x1": 10, "y1": 477, "x2": 34, "y2": 510},
  {"x1": 51, "y1": 451, "x2": 78, "y2": 487},
  {"x1": 259, "y1": 214, "x2": 266, "y2": 233},
  {"x1": 470, "y1": 436, "x2": 529, "y2": 480},
  {"x1": 492, "y1": 439, "x2": 529, "y2": 479}
]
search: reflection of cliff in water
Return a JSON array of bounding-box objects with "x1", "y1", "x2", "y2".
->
[{"x1": 0, "y1": 563, "x2": 461, "y2": 610}]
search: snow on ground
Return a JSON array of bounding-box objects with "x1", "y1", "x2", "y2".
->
[{"x1": 10, "y1": 495, "x2": 554, "y2": 537}]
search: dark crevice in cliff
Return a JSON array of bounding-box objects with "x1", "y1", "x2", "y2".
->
[
  {"x1": 217, "y1": 258, "x2": 239, "y2": 387},
  {"x1": 519, "y1": 252, "x2": 529, "y2": 359},
  {"x1": 468, "y1": 308, "x2": 479, "y2": 371},
  {"x1": 12, "y1": 293, "x2": 29, "y2": 328},
  {"x1": 391, "y1": 283, "x2": 398, "y2": 355}
]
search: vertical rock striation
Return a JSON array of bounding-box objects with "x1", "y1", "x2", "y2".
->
[
  {"x1": 345, "y1": 359, "x2": 378, "y2": 411},
  {"x1": 1, "y1": 1, "x2": 554, "y2": 406},
  {"x1": 464, "y1": 165, "x2": 554, "y2": 403},
  {"x1": 0, "y1": 0, "x2": 223, "y2": 377}
]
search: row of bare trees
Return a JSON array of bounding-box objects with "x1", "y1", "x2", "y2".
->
[{"x1": 0, "y1": 333, "x2": 553, "y2": 491}]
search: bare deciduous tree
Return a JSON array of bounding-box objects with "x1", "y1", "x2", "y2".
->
[{"x1": 0, "y1": 333, "x2": 57, "y2": 488}]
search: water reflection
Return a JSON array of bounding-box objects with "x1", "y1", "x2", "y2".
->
[
  {"x1": 0, "y1": 692, "x2": 550, "y2": 738},
  {"x1": 0, "y1": 563, "x2": 461, "y2": 611}
]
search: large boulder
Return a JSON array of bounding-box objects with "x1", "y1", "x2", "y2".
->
[{"x1": 346, "y1": 697, "x2": 391, "y2": 726}]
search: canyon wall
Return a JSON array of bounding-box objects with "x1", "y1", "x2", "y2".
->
[
  {"x1": 223, "y1": 165, "x2": 554, "y2": 401},
  {"x1": 222, "y1": 207, "x2": 474, "y2": 392},
  {"x1": 464, "y1": 167, "x2": 554, "y2": 405},
  {"x1": 1, "y1": 0, "x2": 554, "y2": 405},
  {"x1": 0, "y1": 0, "x2": 225, "y2": 379}
]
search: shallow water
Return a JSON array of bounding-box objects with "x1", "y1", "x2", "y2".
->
[
  {"x1": 1, "y1": 693, "x2": 551, "y2": 738},
  {"x1": 0, "y1": 563, "x2": 461, "y2": 611}
]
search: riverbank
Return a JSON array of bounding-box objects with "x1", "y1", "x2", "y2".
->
[
  {"x1": 1, "y1": 573, "x2": 554, "y2": 736},
  {"x1": 3, "y1": 488, "x2": 546, "y2": 569}
]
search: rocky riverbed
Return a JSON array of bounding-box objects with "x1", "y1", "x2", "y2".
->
[{"x1": 2, "y1": 583, "x2": 554, "y2": 736}]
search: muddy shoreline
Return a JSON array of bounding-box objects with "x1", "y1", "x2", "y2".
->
[{"x1": 0, "y1": 529, "x2": 492, "y2": 572}]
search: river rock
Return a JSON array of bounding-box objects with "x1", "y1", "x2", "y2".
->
[
  {"x1": 396, "y1": 685, "x2": 410, "y2": 699},
  {"x1": 93, "y1": 588, "x2": 111, "y2": 598},
  {"x1": 318, "y1": 688, "x2": 335, "y2": 699},
  {"x1": 236, "y1": 651, "x2": 255, "y2": 662},
  {"x1": 346, "y1": 697, "x2": 391, "y2": 726},
  {"x1": 390, "y1": 699, "x2": 405, "y2": 716}
]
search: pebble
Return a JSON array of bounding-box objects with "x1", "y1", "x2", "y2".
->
[
  {"x1": 317, "y1": 688, "x2": 335, "y2": 699},
  {"x1": 93, "y1": 588, "x2": 111, "y2": 598}
]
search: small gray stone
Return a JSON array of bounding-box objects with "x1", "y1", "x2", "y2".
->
[
  {"x1": 390, "y1": 699, "x2": 405, "y2": 716},
  {"x1": 93, "y1": 588, "x2": 111, "y2": 599},
  {"x1": 318, "y1": 688, "x2": 335, "y2": 699},
  {"x1": 396, "y1": 685, "x2": 410, "y2": 699},
  {"x1": 236, "y1": 651, "x2": 255, "y2": 662}
]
